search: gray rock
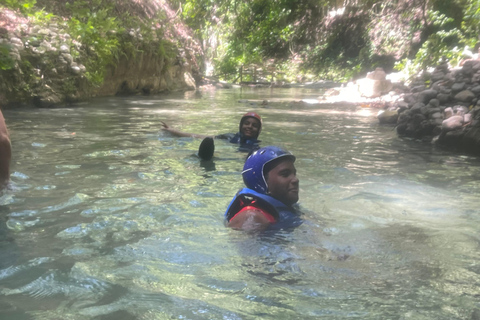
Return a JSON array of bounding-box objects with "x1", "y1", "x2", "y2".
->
[
  {"x1": 427, "y1": 99, "x2": 440, "y2": 108},
  {"x1": 444, "y1": 107, "x2": 454, "y2": 118},
  {"x1": 431, "y1": 71, "x2": 445, "y2": 83},
  {"x1": 403, "y1": 94, "x2": 416, "y2": 105},
  {"x1": 472, "y1": 72, "x2": 480, "y2": 83},
  {"x1": 437, "y1": 93, "x2": 450, "y2": 104},
  {"x1": 394, "y1": 101, "x2": 409, "y2": 112},
  {"x1": 464, "y1": 113, "x2": 473, "y2": 123},
  {"x1": 10, "y1": 37, "x2": 24, "y2": 50},
  {"x1": 71, "y1": 65, "x2": 81, "y2": 74},
  {"x1": 472, "y1": 106, "x2": 480, "y2": 115},
  {"x1": 463, "y1": 60, "x2": 480, "y2": 71},
  {"x1": 439, "y1": 86, "x2": 452, "y2": 94},
  {"x1": 411, "y1": 102, "x2": 425, "y2": 113},
  {"x1": 57, "y1": 55, "x2": 68, "y2": 66},
  {"x1": 428, "y1": 108, "x2": 442, "y2": 115},
  {"x1": 411, "y1": 85, "x2": 426, "y2": 93},
  {"x1": 420, "y1": 106, "x2": 430, "y2": 115},
  {"x1": 357, "y1": 78, "x2": 393, "y2": 98},
  {"x1": 454, "y1": 90, "x2": 475, "y2": 103},
  {"x1": 417, "y1": 89, "x2": 438, "y2": 104},
  {"x1": 412, "y1": 113, "x2": 426, "y2": 125},
  {"x1": 61, "y1": 53, "x2": 73, "y2": 65},
  {"x1": 9, "y1": 50, "x2": 21, "y2": 61},
  {"x1": 451, "y1": 82, "x2": 466, "y2": 92},
  {"x1": 10, "y1": 37, "x2": 23, "y2": 45},
  {"x1": 454, "y1": 105, "x2": 469, "y2": 116},
  {"x1": 378, "y1": 110, "x2": 398, "y2": 124},
  {"x1": 60, "y1": 44, "x2": 70, "y2": 53},
  {"x1": 470, "y1": 85, "x2": 480, "y2": 94},
  {"x1": 432, "y1": 122, "x2": 443, "y2": 134},
  {"x1": 38, "y1": 28, "x2": 50, "y2": 36},
  {"x1": 435, "y1": 62, "x2": 449, "y2": 72},
  {"x1": 431, "y1": 80, "x2": 446, "y2": 91},
  {"x1": 397, "y1": 109, "x2": 411, "y2": 123},
  {"x1": 366, "y1": 68, "x2": 387, "y2": 80},
  {"x1": 40, "y1": 41, "x2": 54, "y2": 52},
  {"x1": 33, "y1": 85, "x2": 63, "y2": 108},
  {"x1": 442, "y1": 115, "x2": 464, "y2": 131},
  {"x1": 430, "y1": 112, "x2": 443, "y2": 120}
]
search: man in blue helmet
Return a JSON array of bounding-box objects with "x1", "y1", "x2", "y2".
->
[{"x1": 225, "y1": 146, "x2": 303, "y2": 231}]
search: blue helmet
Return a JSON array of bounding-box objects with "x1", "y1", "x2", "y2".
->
[{"x1": 242, "y1": 146, "x2": 296, "y2": 194}]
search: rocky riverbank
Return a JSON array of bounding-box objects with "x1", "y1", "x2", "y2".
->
[
  {"x1": 377, "y1": 59, "x2": 480, "y2": 155},
  {"x1": 312, "y1": 62, "x2": 480, "y2": 156},
  {"x1": 0, "y1": 3, "x2": 201, "y2": 108}
]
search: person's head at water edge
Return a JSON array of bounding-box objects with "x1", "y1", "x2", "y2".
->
[
  {"x1": 225, "y1": 146, "x2": 301, "y2": 231},
  {"x1": 239, "y1": 112, "x2": 262, "y2": 140}
]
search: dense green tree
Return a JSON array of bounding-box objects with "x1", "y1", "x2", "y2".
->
[
  {"x1": 3, "y1": 0, "x2": 480, "y2": 83},
  {"x1": 181, "y1": 0, "x2": 480, "y2": 82}
]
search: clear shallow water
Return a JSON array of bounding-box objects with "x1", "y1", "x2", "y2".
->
[{"x1": 1, "y1": 87, "x2": 480, "y2": 319}]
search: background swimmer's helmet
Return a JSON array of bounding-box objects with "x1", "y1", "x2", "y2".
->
[
  {"x1": 242, "y1": 146, "x2": 295, "y2": 194},
  {"x1": 239, "y1": 112, "x2": 262, "y2": 138}
]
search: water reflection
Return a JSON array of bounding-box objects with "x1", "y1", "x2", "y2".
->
[{"x1": 1, "y1": 88, "x2": 480, "y2": 318}]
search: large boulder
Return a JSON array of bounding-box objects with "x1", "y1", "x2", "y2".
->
[
  {"x1": 454, "y1": 90, "x2": 475, "y2": 103},
  {"x1": 377, "y1": 110, "x2": 398, "y2": 124},
  {"x1": 441, "y1": 115, "x2": 464, "y2": 131},
  {"x1": 356, "y1": 67, "x2": 393, "y2": 98}
]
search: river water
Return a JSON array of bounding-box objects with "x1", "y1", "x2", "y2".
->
[{"x1": 1, "y1": 87, "x2": 480, "y2": 319}]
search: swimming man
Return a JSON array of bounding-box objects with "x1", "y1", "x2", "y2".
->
[{"x1": 225, "y1": 146, "x2": 303, "y2": 231}]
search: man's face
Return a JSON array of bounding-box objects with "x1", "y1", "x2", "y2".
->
[
  {"x1": 240, "y1": 117, "x2": 261, "y2": 138},
  {"x1": 265, "y1": 159, "x2": 299, "y2": 206}
]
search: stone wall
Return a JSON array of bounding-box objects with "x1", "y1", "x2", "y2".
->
[
  {"x1": 0, "y1": 12, "x2": 199, "y2": 108},
  {"x1": 97, "y1": 49, "x2": 196, "y2": 97}
]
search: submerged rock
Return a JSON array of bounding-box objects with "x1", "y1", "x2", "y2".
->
[{"x1": 377, "y1": 109, "x2": 398, "y2": 124}]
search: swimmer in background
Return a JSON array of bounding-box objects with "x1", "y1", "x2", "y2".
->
[
  {"x1": 225, "y1": 146, "x2": 303, "y2": 232},
  {"x1": 0, "y1": 109, "x2": 11, "y2": 189},
  {"x1": 161, "y1": 112, "x2": 262, "y2": 160}
]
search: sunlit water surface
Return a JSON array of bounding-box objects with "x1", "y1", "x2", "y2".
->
[{"x1": 1, "y1": 88, "x2": 480, "y2": 319}]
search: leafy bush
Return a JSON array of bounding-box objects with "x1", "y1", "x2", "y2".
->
[{"x1": 0, "y1": 44, "x2": 15, "y2": 71}]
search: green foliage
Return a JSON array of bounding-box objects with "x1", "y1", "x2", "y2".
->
[
  {"x1": 65, "y1": 0, "x2": 123, "y2": 86},
  {"x1": 395, "y1": 6, "x2": 472, "y2": 80},
  {"x1": 0, "y1": 44, "x2": 15, "y2": 70},
  {"x1": 179, "y1": 0, "x2": 480, "y2": 82},
  {"x1": 463, "y1": 0, "x2": 480, "y2": 47},
  {"x1": 1, "y1": 0, "x2": 37, "y2": 13}
]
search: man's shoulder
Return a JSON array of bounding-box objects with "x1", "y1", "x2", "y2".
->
[{"x1": 225, "y1": 188, "x2": 279, "y2": 221}]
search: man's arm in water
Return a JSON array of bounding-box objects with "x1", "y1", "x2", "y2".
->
[
  {"x1": 0, "y1": 109, "x2": 11, "y2": 187},
  {"x1": 160, "y1": 121, "x2": 212, "y2": 139}
]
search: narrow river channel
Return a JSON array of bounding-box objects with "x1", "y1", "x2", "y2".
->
[{"x1": 1, "y1": 87, "x2": 480, "y2": 319}]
